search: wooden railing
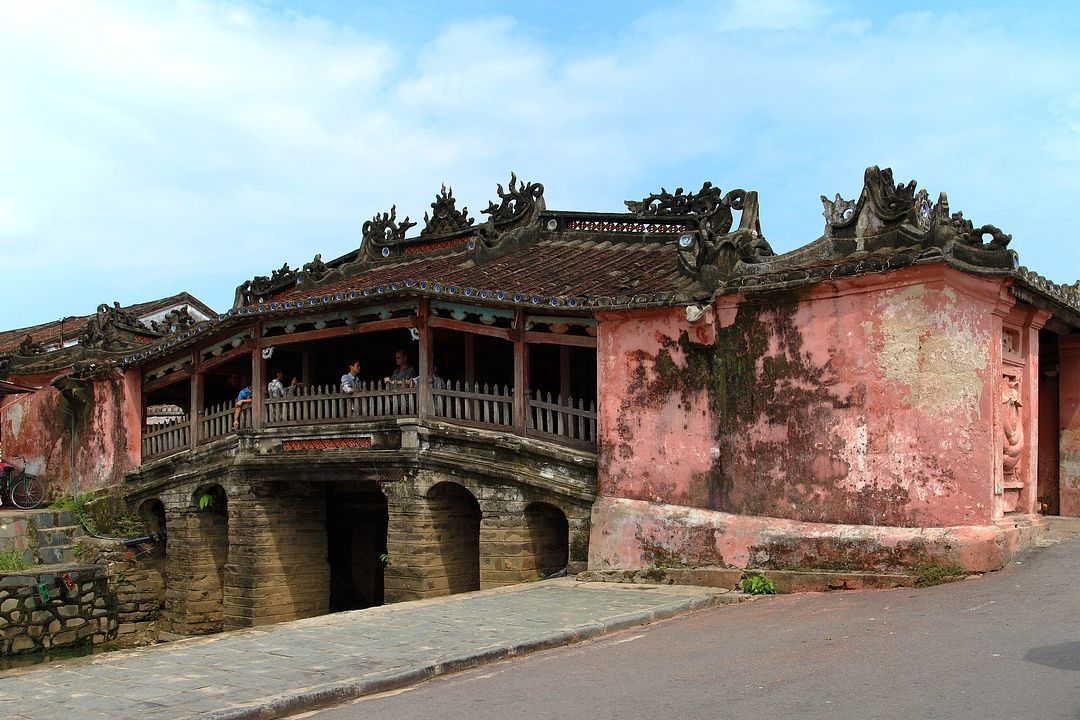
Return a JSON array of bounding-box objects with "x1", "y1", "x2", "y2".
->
[
  {"x1": 199, "y1": 401, "x2": 251, "y2": 442},
  {"x1": 265, "y1": 382, "x2": 418, "y2": 426},
  {"x1": 527, "y1": 391, "x2": 597, "y2": 448},
  {"x1": 433, "y1": 381, "x2": 513, "y2": 430},
  {"x1": 142, "y1": 383, "x2": 597, "y2": 462},
  {"x1": 142, "y1": 416, "x2": 190, "y2": 460}
]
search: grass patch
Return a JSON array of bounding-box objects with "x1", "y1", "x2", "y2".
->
[
  {"x1": 914, "y1": 563, "x2": 968, "y2": 588},
  {"x1": 0, "y1": 550, "x2": 30, "y2": 572}
]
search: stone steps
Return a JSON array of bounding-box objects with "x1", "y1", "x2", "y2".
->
[{"x1": 0, "y1": 511, "x2": 85, "y2": 567}]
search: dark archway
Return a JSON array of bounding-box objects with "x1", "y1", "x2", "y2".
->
[
  {"x1": 326, "y1": 483, "x2": 389, "y2": 612},
  {"x1": 524, "y1": 502, "x2": 569, "y2": 578},
  {"x1": 427, "y1": 482, "x2": 481, "y2": 594}
]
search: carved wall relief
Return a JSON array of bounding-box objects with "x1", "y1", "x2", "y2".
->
[{"x1": 1001, "y1": 372, "x2": 1024, "y2": 479}]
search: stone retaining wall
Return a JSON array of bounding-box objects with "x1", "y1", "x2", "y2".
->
[{"x1": 0, "y1": 565, "x2": 116, "y2": 655}]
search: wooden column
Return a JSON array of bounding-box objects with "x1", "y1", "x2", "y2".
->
[
  {"x1": 189, "y1": 350, "x2": 202, "y2": 450},
  {"x1": 251, "y1": 329, "x2": 264, "y2": 430},
  {"x1": 418, "y1": 299, "x2": 432, "y2": 418},
  {"x1": 513, "y1": 309, "x2": 528, "y2": 433},
  {"x1": 559, "y1": 345, "x2": 571, "y2": 401},
  {"x1": 301, "y1": 349, "x2": 312, "y2": 385},
  {"x1": 464, "y1": 334, "x2": 475, "y2": 386}
]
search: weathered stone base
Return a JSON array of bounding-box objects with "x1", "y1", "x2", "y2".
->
[
  {"x1": 0, "y1": 565, "x2": 116, "y2": 655},
  {"x1": 589, "y1": 497, "x2": 1045, "y2": 574}
]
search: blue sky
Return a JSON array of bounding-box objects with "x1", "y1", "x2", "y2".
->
[{"x1": 1, "y1": 0, "x2": 1078, "y2": 328}]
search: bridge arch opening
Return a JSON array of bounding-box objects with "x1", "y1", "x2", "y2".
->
[
  {"x1": 326, "y1": 482, "x2": 388, "y2": 612},
  {"x1": 427, "y1": 481, "x2": 481, "y2": 594},
  {"x1": 524, "y1": 502, "x2": 569, "y2": 578}
]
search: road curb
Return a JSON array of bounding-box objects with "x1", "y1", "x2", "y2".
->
[{"x1": 200, "y1": 591, "x2": 730, "y2": 720}]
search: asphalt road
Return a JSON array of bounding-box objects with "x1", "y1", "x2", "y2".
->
[{"x1": 301, "y1": 525, "x2": 1080, "y2": 720}]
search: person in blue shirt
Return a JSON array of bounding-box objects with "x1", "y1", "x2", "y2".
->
[
  {"x1": 232, "y1": 378, "x2": 253, "y2": 430},
  {"x1": 340, "y1": 360, "x2": 363, "y2": 394}
]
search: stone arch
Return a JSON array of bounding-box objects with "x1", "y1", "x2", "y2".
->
[
  {"x1": 137, "y1": 498, "x2": 166, "y2": 536},
  {"x1": 523, "y1": 502, "x2": 569, "y2": 576},
  {"x1": 425, "y1": 481, "x2": 481, "y2": 595}
]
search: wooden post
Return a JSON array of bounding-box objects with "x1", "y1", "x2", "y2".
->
[
  {"x1": 251, "y1": 328, "x2": 264, "y2": 430},
  {"x1": 464, "y1": 333, "x2": 475, "y2": 387},
  {"x1": 300, "y1": 348, "x2": 312, "y2": 387},
  {"x1": 513, "y1": 309, "x2": 528, "y2": 433},
  {"x1": 418, "y1": 299, "x2": 432, "y2": 419},
  {"x1": 190, "y1": 351, "x2": 203, "y2": 446},
  {"x1": 559, "y1": 345, "x2": 571, "y2": 401}
]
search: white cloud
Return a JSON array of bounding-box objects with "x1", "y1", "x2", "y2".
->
[{"x1": 0, "y1": 1, "x2": 1077, "y2": 328}]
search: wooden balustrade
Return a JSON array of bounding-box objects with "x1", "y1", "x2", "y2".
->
[
  {"x1": 432, "y1": 381, "x2": 514, "y2": 430},
  {"x1": 264, "y1": 382, "x2": 418, "y2": 426},
  {"x1": 527, "y1": 390, "x2": 597, "y2": 448},
  {"x1": 199, "y1": 400, "x2": 251, "y2": 442},
  {"x1": 142, "y1": 382, "x2": 596, "y2": 462},
  {"x1": 142, "y1": 416, "x2": 190, "y2": 460}
]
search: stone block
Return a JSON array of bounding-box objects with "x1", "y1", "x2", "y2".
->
[
  {"x1": 10, "y1": 636, "x2": 37, "y2": 653},
  {"x1": 65, "y1": 617, "x2": 87, "y2": 628},
  {"x1": 48, "y1": 620, "x2": 61, "y2": 633},
  {"x1": 57, "y1": 605, "x2": 80, "y2": 618},
  {"x1": 0, "y1": 598, "x2": 17, "y2": 612},
  {"x1": 52, "y1": 629, "x2": 78, "y2": 646}
]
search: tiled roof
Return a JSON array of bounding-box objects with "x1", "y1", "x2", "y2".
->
[
  {"x1": 0, "y1": 292, "x2": 215, "y2": 355},
  {"x1": 275, "y1": 236, "x2": 694, "y2": 305}
]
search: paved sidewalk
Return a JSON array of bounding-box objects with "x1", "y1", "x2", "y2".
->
[{"x1": 0, "y1": 579, "x2": 738, "y2": 720}]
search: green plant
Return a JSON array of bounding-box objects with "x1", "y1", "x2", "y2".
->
[
  {"x1": 198, "y1": 493, "x2": 215, "y2": 510},
  {"x1": 741, "y1": 573, "x2": 777, "y2": 595},
  {"x1": 0, "y1": 551, "x2": 31, "y2": 572},
  {"x1": 72, "y1": 542, "x2": 83, "y2": 559},
  {"x1": 378, "y1": 553, "x2": 390, "y2": 566},
  {"x1": 52, "y1": 491, "x2": 145, "y2": 538},
  {"x1": 914, "y1": 563, "x2": 967, "y2": 588},
  {"x1": 114, "y1": 569, "x2": 129, "y2": 584}
]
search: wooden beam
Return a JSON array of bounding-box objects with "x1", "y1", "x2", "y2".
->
[
  {"x1": 262, "y1": 316, "x2": 419, "y2": 348},
  {"x1": 428, "y1": 316, "x2": 514, "y2": 341},
  {"x1": 197, "y1": 342, "x2": 254, "y2": 373},
  {"x1": 142, "y1": 370, "x2": 192, "y2": 396},
  {"x1": 523, "y1": 331, "x2": 597, "y2": 348}
]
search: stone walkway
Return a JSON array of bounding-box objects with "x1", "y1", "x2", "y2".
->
[{"x1": 0, "y1": 579, "x2": 737, "y2": 720}]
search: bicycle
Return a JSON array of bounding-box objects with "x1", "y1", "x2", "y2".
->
[{"x1": 0, "y1": 454, "x2": 46, "y2": 509}]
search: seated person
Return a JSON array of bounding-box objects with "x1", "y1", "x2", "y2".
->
[
  {"x1": 232, "y1": 379, "x2": 253, "y2": 430},
  {"x1": 385, "y1": 350, "x2": 417, "y2": 386}
]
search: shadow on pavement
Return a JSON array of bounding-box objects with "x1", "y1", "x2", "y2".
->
[{"x1": 1024, "y1": 641, "x2": 1080, "y2": 671}]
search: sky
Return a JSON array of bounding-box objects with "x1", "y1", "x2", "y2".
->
[{"x1": 1, "y1": 0, "x2": 1078, "y2": 328}]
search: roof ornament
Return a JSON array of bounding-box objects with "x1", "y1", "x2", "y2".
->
[
  {"x1": 149, "y1": 306, "x2": 196, "y2": 335},
  {"x1": 302, "y1": 253, "x2": 331, "y2": 282},
  {"x1": 472, "y1": 173, "x2": 546, "y2": 262},
  {"x1": 624, "y1": 181, "x2": 725, "y2": 217},
  {"x1": 17, "y1": 334, "x2": 46, "y2": 356},
  {"x1": 820, "y1": 165, "x2": 1016, "y2": 269},
  {"x1": 234, "y1": 264, "x2": 298, "y2": 307},
  {"x1": 361, "y1": 205, "x2": 417, "y2": 261},
  {"x1": 481, "y1": 172, "x2": 545, "y2": 227},
  {"x1": 421, "y1": 184, "x2": 474, "y2": 237}
]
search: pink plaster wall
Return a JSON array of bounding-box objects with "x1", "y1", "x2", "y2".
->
[
  {"x1": 1059, "y1": 337, "x2": 1080, "y2": 516},
  {"x1": 597, "y1": 266, "x2": 1007, "y2": 534},
  {"x1": 0, "y1": 369, "x2": 142, "y2": 497}
]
